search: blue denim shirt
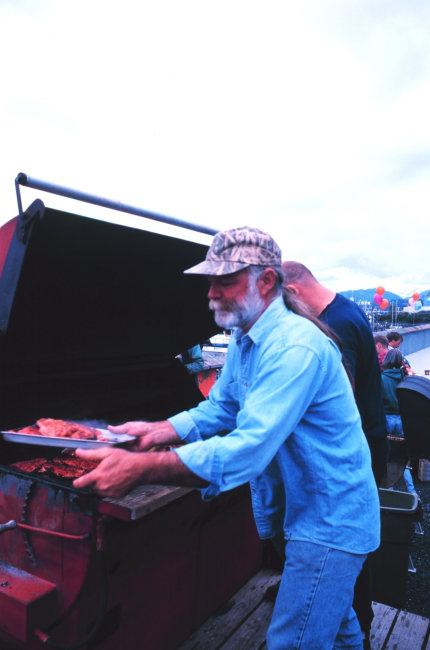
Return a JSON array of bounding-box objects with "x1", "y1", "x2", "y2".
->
[{"x1": 170, "y1": 297, "x2": 380, "y2": 554}]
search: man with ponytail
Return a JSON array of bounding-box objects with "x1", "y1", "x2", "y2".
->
[
  {"x1": 282, "y1": 262, "x2": 388, "y2": 483},
  {"x1": 75, "y1": 228, "x2": 379, "y2": 650},
  {"x1": 282, "y1": 261, "x2": 388, "y2": 646}
]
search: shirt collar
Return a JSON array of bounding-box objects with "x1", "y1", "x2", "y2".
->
[{"x1": 234, "y1": 295, "x2": 285, "y2": 346}]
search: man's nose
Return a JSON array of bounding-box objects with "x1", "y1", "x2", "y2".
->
[{"x1": 208, "y1": 282, "x2": 221, "y2": 299}]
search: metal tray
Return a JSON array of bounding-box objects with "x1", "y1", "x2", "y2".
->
[{"x1": 1, "y1": 429, "x2": 135, "y2": 449}]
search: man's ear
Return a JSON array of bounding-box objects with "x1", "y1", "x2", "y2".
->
[
  {"x1": 285, "y1": 284, "x2": 300, "y2": 296},
  {"x1": 258, "y1": 269, "x2": 277, "y2": 296}
]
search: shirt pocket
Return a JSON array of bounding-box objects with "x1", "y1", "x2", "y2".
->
[{"x1": 227, "y1": 380, "x2": 241, "y2": 407}]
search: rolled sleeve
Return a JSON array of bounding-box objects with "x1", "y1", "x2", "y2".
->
[
  {"x1": 174, "y1": 440, "x2": 225, "y2": 500},
  {"x1": 168, "y1": 411, "x2": 202, "y2": 443}
]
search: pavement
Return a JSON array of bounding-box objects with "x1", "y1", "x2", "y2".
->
[{"x1": 404, "y1": 347, "x2": 430, "y2": 377}]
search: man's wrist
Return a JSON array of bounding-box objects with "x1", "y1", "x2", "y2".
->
[
  {"x1": 136, "y1": 450, "x2": 208, "y2": 488},
  {"x1": 150, "y1": 421, "x2": 181, "y2": 447}
]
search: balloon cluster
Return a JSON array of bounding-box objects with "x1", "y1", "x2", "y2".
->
[
  {"x1": 373, "y1": 286, "x2": 389, "y2": 310},
  {"x1": 409, "y1": 292, "x2": 422, "y2": 311}
]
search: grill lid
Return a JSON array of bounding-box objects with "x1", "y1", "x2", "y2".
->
[{"x1": 0, "y1": 200, "x2": 218, "y2": 427}]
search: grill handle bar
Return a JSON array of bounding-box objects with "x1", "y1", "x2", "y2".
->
[
  {"x1": 0, "y1": 519, "x2": 89, "y2": 541},
  {"x1": 15, "y1": 172, "x2": 218, "y2": 236}
]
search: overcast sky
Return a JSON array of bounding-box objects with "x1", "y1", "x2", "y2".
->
[{"x1": 1, "y1": 0, "x2": 429, "y2": 296}]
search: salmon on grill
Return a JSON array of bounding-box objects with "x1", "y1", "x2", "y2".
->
[
  {"x1": 8, "y1": 458, "x2": 48, "y2": 473},
  {"x1": 10, "y1": 455, "x2": 100, "y2": 479}
]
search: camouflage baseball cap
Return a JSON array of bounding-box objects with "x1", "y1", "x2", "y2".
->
[{"x1": 184, "y1": 226, "x2": 282, "y2": 275}]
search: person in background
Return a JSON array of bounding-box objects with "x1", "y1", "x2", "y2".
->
[
  {"x1": 386, "y1": 331, "x2": 403, "y2": 351},
  {"x1": 381, "y1": 349, "x2": 406, "y2": 436},
  {"x1": 282, "y1": 264, "x2": 388, "y2": 485},
  {"x1": 381, "y1": 348, "x2": 416, "y2": 494},
  {"x1": 282, "y1": 262, "x2": 388, "y2": 647},
  {"x1": 386, "y1": 331, "x2": 415, "y2": 373},
  {"x1": 374, "y1": 334, "x2": 389, "y2": 370},
  {"x1": 75, "y1": 228, "x2": 380, "y2": 650},
  {"x1": 179, "y1": 345, "x2": 205, "y2": 375},
  {"x1": 375, "y1": 334, "x2": 412, "y2": 376}
]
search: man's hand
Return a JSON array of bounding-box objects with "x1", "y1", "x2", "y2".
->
[
  {"x1": 108, "y1": 420, "x2": 181, "y2": 452},
  {"x1": 73, "y1": 446, "x2": 209, "y2": 498},
  {"x1": 73, "y1": 448, "x2": 148, "y2": 498}
]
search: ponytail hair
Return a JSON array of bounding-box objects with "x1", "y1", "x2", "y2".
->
[{"x1": 282, "y1": 288, "x2": 355, "y2": 389}]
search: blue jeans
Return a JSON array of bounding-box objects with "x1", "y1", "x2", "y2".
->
[
  {"x1": 266, "y1": 540, "x2": 366, "y2": 650},
  {"x1": 402, "y1": 467, "x2": 416, "y2": 494},
  {"x1": 385, "y1": 414, "x2": 403, "y2": 436}
]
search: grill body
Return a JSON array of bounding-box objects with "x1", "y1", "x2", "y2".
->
[{"x1": 0, "y1": 200, "x2": 263, "y2": 649}]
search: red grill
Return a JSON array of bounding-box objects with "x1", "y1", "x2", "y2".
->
[{"x1": 0, "y1": 192, "x2": 263, "y2": 649}]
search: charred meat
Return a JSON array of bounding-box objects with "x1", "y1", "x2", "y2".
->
[{"x1": 10, "y1": 455, "x2": 100, "y2": 479}]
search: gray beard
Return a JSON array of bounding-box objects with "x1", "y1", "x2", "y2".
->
[{"x1": 210, "y1": 277, "x2": 265, "y2": 330}]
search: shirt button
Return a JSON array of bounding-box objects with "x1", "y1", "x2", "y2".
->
[{"x1": 244, "y1": 382, "x2": 247, "y2": 387}]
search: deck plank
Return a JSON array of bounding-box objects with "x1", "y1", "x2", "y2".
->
[
  {"x1": 221, "y1": 601, "x2": 274, "y2": 650},
  {"x1": 384, "y1": 610, "x2": 430, "y2": 650},
  {"x1": 179, "y1": 569, "x2": 430, "y2": 650},
  {"x1": 177, "y1": 569, "x2": 280, "y2": 650},
  {"x1": 369, "y1": 602, "x2": 398, "y2": 650}
]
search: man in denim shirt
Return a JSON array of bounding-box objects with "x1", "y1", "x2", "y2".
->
[{"x1": 75, "y1": 227, "x2": 380, "y2": 650}]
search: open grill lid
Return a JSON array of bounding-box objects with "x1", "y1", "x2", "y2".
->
[{"x1": 0, "y1": 194, "x2": 218, "y2": 428}]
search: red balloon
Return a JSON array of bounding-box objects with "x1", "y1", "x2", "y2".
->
[
  {"x1": 380, "y1": 299, "x2": 389, "y2": 309},
  {"x1": 412, "y1": 292, "x2": 420, "y2": 301},
  {"x1": 373, "y1": 293, "x2": 383, "y2": 305},
  {"x1": 376, "y1": 286, "x2": 385, "y2": 295}
]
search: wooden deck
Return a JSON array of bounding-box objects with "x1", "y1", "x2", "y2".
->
[{"x1": 178, "y1": 569, "x2": 430, "y2": 650}]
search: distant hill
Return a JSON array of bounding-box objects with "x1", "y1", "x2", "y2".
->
[
  {"x1": 339, "y1": 288, "x2": 430, "y2": 307},
  {"x1": 418, "y1": 289, "x2": 430, "y2": 305},
  {"x1": 339, "y1": 289, "x2": 403, "y2": 304}
]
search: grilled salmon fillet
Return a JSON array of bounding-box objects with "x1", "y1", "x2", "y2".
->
[{"x1": 31, "y1": 419, "x2": 99, "y2": 440}]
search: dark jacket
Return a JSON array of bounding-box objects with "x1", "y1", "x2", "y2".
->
[
  {"x1": 319, "y1": 294, "x2": 387, "y2": 441},
  {"x1": 381, "y1": 368, "x2": 405, "y2": 414},
  {"x1": 181, "y1": 345, "x2": 204, "y2": 375}
]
